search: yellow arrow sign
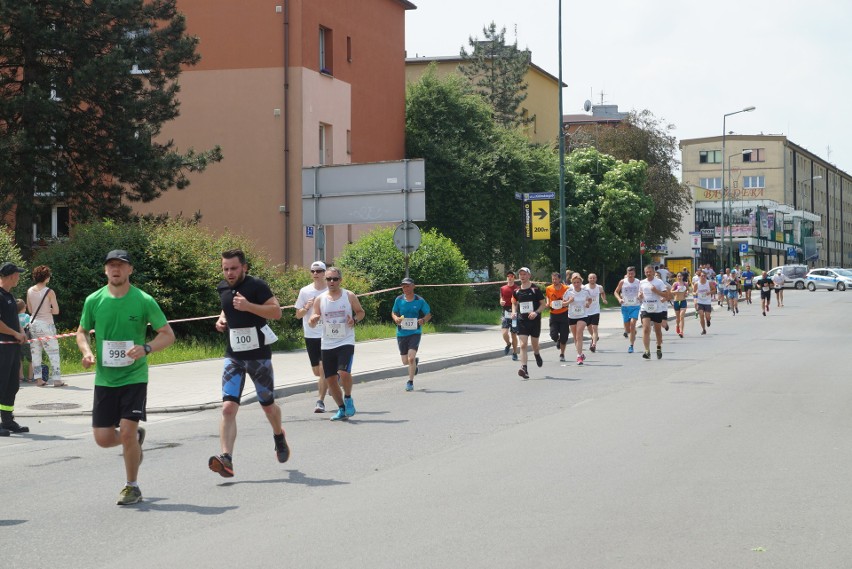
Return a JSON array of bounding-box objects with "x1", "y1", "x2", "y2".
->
[{"x1": 530, "y1": 200, "x2": 550, "y2": 240}]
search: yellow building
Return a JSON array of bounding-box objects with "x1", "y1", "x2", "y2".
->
[{"x1": 405, "y1": 55, "x2": 564, "y2": 147}]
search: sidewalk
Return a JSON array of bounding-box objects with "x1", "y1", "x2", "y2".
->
[{"x1": 14, "y1": 307, "x2": 683, "y2": 417}]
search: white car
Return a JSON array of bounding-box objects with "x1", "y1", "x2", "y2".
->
[
  {"x1": 765, "y1": 265, "x2": 808, "y2": 289},
  {"x1": 805, "y1": 268, "x2": 852, "y2": 291}
]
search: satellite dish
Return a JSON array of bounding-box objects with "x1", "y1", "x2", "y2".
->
[{"x1": 583, "y1": 100, "x2": 592, "y2": 112}]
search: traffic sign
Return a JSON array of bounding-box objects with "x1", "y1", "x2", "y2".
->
[
  {"x1": 739, "y1": 243, "x2": 748, "y2": 254},
  {"x1": 640, "y1": 241, "x2": 646, "y2": 254},
  {"x1": 393, "y1": 221, "x2": 421, "y2": 254},
  {"x1": 516, "y1": 192, "x2": 556, "y2": 201},
  {"x1": 530, "y1": 200, "x2": 550, "y2": 240}
]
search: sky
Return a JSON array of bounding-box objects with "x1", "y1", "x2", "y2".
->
[{"x1": 405, "y1": 0, "x2": 852, "y2": 174}]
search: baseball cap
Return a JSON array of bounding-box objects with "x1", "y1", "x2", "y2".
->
[
  {"x1": 0, "y1": 262, "x2": 24, "y2": 277},
  {"x1": 104, "y1": 249, "x2": 132, "y2": 264},
  {"x1": 518, "y1": 267, "x2": 531, "y2": 274},
  {"x1": 310, "y1": 261, "x2": 327, "y2": 271},
  {"x1": 401, "y1": 277, "x2": 415, "y2": 285}
]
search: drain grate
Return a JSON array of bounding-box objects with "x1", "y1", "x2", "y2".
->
[{"x1": 27, "y1": 403, "x2": 82, "y2": 411}]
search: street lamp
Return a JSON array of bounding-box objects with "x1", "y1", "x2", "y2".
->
[
  {"x1": 721, "y1": 105, "x2": 756, "y2": 269},
  {"x1": 557, "y1": 0, "x2": 566, "y2": 277}
]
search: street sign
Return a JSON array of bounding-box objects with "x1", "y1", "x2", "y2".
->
[
  {"x1": 640, "y1": 241, "x2": 646, "y2": 254},
  {"x1": 787, "y1": 246, "x2": 796, "y2": 257},
  {"x1": 739, "y1": 243, "x2": 748, "y2": 254},
  {"x1": 689, "y1": 232, "x2": 701, "y2": 249},
  {"x1": 516, "y1": 192, "x2": 556, "y2": 201},
  {"x1": 306, "y1": 225, "x2": 314, "y2": 238},
  {"x1": 530, "y1": 200, "x2": 550, "y2": 240},
  {"x1": 393, "y1": 221, "x2": 422, "y2": 254}
]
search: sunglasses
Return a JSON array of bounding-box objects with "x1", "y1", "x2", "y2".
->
[
  {"x1": 310, "y1": 269, "x2": 325, "y2": 274},
  {"x1": 325, "y1": 277, "x2": 340, "y2": 282}
]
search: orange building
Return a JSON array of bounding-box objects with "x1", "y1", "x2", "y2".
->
[{"x1": 132, "y1": 0, "x2": 416, "y2": 266}]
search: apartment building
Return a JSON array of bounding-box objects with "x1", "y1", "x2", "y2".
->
[
  {"x1": 676, "y1": 135, "x2": 851, "y2": 269},
  {"x1": 131, "y1": 0, "x2": 416, "y2": 266}
]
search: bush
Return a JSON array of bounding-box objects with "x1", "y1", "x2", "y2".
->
[
  {"x1": 0, "y1": 225, "x2": 31, "y2": 299},
  {"x1": 336, "y1": 226, "x2": 469, "y2": 322}
]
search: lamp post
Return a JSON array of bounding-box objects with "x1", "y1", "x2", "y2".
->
[
  {"x1": 557, "y1": 0, "x2": 567, "y2": 277},
  {"x1": 721, "y1": 106, "x2": 755, "y2": 269}
]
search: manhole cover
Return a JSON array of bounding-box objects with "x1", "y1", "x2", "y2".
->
[{"x1": 27, "y1": 403, "x2": 82, "y2": 411}]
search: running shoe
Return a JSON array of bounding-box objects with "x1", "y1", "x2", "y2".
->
[
  {"x1": 331, "y1": 408, "x2": 347, "y2": 421},
  {"x1": 343, "y1": 397, "x2": 356, "y2": 417},
  {"x1": 577, "y1": 356, "x2": 583, "y2": 365},
  {"x1": 663, "y1": 322, "x2": 669, "y2": 331},
  {"x1": 415, "y1": 357, "x2": 419, "y2": 375},
  {"x1": 707, "y1": 319, "x2": 711, "y2": 327},
  {"x1": 701, "y1": 329, "x2": 707, "y2": 335},
  {"x1": 405, "y1": 380, "x2": 414, "y2": 392},
  {"x1": 314, "y1": 400, "x2": 326, "y2": 413},
  {"x1": 559, "y1": 354, "x2": 565, "y2": 362},
  {"x1": 209, "y1": 454, "x2": 235, "y2": 478},
  {"x1": 275, "y1": 433, "x2": 290, "y2": 463},
  {"x1": 762, "y1": 311, "x2": 766, "y2": 317},
  {"x1": 642, "y1": 351, "x2": 651, "y2": 360},
  {"x1": 676, "y1": 326, "x2": 681, "y2": 335},
  {"x1": 116, "y1": 485, "x2": 142, "y2": 506},
  {"x1": 628, "y1": 345, "x2": 634, "y2": 354},
  {"x1": 512, "y1": 353, "x2": 519, "y2": 361},
  {"x1": 657, "y1": 347, "x2": 662, "y2": 359},
  {"x1": 589, "y1": 343, "x2": 596, "y2": 353},
  {"x1": 518, "y1": 367, "x2": 529, "y2": 379},
  {"x1": 137, "y1": 426, "x2": 145, "y2": 464},
  {"x1": 504, "y1": 345, "x2": 511, "y2": 356},
  {"x1": 678, "y1": 332, "x2": 683, "y2": 338},
  {"x1": 580, "y1": 353, "x2": 586, "y2": 361},
  {"x1": 534, "y1": 353, "x2": 543, "y2": 367}
]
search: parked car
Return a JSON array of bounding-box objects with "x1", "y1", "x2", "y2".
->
[
  {"x1": 805, "y1": 268, "x2": 852, "y2": 291},
  {"x1": 765, "y1": 265, "x2": 809, "y2": 289}
]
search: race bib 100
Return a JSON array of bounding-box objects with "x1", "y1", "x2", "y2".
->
[{"x1": 230, "y1": 326, "x2": 260, "y2": 352}]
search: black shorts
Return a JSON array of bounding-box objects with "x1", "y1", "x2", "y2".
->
[
  {"x1": 760, "y1": 290, "x2": 772, "y2": 300},
  {"x1": 697, "y1": 304, "x2": 713, "y2": 313},
  {"x1": 516, "y1": 316, "x2": 542, "y2": 338},
  {"x1": 500, "y1": 316, "x2": 518, "y2": 333},
  {"x1": 305, "y1": 337, "x2": 322, "y2": 367},
  {"x1": 585, "y1": 313, "x2": 601, "y2": 326},
  {"x1": 568, "y1": 316, "x2": 588, "y2": 326},
  {"x1": 397, "y1": 334, "x2": 422, "y2": 355},
  {"x1": 774, "y1": 288, "x2": 783, "y2": 295},
  {"x1": 641, "y1": 311, "x2": 666, "y2": 323},
  {"x1": 92, "y1": 383, "x2": 148, "y2": 428},
  {"x1": 322, "y1": 344, "x2": 355, "y2": 377}
]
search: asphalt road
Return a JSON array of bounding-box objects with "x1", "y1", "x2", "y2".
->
[{"x1": 2, "y1": 289, "x2": 851, "y2": 568}]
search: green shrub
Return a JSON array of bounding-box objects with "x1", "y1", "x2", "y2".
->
[
  {"x1": 0, "y1": 225, "x2": 31, "y2": 299},
  {"x1": 336, "y1": 226, "x2": 469, "y2": 322}
]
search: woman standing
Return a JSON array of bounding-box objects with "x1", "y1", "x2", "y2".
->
[{"x1": 27, "y1": 265, "x2": 64, "y2": 387}]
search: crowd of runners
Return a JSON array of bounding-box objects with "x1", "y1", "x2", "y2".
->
[{"x1": 498, "y1": 263, "x2": 789, "y2": 374}]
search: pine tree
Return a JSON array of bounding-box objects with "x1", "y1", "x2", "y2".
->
[
  {"x1": 0, "y1": 0, "x2": 222, "y2": 257},
  {"x1": 459, "y1": 22, "x2": 532, "y2": 128}
]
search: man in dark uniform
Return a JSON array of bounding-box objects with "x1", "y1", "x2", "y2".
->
[{"x1": 0, "y1": 262, "x2": 29, "y2": 437}]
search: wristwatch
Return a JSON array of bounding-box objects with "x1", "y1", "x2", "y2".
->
[{"x1": 143, "y1": 344, "x2": 152, "y2": 355}]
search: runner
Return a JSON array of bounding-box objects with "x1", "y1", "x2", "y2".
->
[
  {"x1": 391, "y1": 277, "x2": 431, "y2": 392},
  {"x1": 294, "y1": 261, "x2": 329, "y2": 413},
  {"x1": 563, "y1": 273, "x2": 593, "y2": 365},
  {"x1": 209, "y1": 249, "x2": 289, "y2": 479},
  {"x1": 511, "y1": 267, "x2": 545, "y2": 379},
  {"x1": 638, "y1": 264, "x2": 673, "y2": 359},
  {"x1": 671, "y1": 272, "x2": 689, "y2": 338},
  {"x1": 741, "y1": 264, "x2": 755, "y2": 304},
  {"x1": 498, "y1": 271, "x2": 519, "y2": 361},
  {"x1": 75, "y1": 250, "x2": 175, "y2": 504},
  {"x1": 756, "y1": 271, "x2": 772, "y2": 316},
  {"x1": 772, "y1": 269, "x2": 786, "y2": 307},
  {"x1": 308, "y1": 266, "x2": 366, "y2": 421},
  {"x1": 545, "y1": 271, "x2": 570, "y2": 362},
  {"x1": 655, "y1": 271, "x2": 671, "y2": 331},
  {"x1": 613, "y1": 266, "x2": 641, "y2": 354},
  {"x1": 729, "y1": 268, "x2": 740, "y2": 314},
  {"x1": 693, "y1": 270, "x2": 717, "y2": 335},
  {"x1": 584, "y1": 273, "x2": 606, "y2": 353}
]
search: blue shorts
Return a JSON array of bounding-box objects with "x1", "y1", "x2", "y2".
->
[
  {"x1": 222, "y1": 357, "x2": 275, "y2": 406},
  {"x1": 726, "y1": 289, "x2": 738, "y2": 299},
  {"x1": 621, "y1": 305, "x2": 640, "y2": 323},
  {"x1": 673, "y1": 300, "x2": 687, "y2": 311}
]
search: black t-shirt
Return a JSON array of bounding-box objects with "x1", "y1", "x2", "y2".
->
[
  {"x1": 217, "y1": 275, "x2": 275, "y2": 359},
  {"x1": 513, "y1": 284, "x2": 544, "y2": 320},
  {"x1": 0, "y1": 287, "x2": 20, "y2": 344}
]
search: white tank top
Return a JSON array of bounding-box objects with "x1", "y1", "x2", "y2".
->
[
  {"x1": 695, "y1": 281, "x2": 713, "y2": 305},
  {"x1": 318, "y1": 289, "x2": 356, "y2": 349},
  {"x1": 584, "y1": 284, "x2": 602, "y2": 315},
  {"x1": 27, "y1": 286, "x2": 55, "y2": 325},
  {"x1": 620, "y1": 279, "x2": 640, "y2": 306}
]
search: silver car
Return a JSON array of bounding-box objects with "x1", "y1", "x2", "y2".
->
[{"x1": 805, "y1": 268, "x2": 852, "y2": 291}]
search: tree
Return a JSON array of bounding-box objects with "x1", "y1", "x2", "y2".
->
[
  {"x1": 542, "y1": 147, "x2": 653, "y2": 280},
  {"x1": 0, "y1": 0, "x2": 222, "y2": 258},
  {"x1": 459, "y1": 22, "x2": 531, "y2": 128},
  {"x1": 569, "y1": 109, "x2": 690, "y2": 247},
  {"x1": 405, "y1": 67, "x2": 557, "y2": 273}
]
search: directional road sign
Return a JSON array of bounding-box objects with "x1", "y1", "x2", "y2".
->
[{"x1": 528, "y1": 200, "x2": 550, "y2": 240}]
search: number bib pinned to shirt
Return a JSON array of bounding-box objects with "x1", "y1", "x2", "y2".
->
[
  {"x1": 643, "y1": 300, "x2": 659, "y2": 312},
  {"x1": 400, "y1": 317, "x2": 418, "y2": 331},
  {"x1": 324, "y1": 321, "x2": 347, "y2": 339},
  {"x1": 103, "y1": 340, "x2": 135, "y2": 367},
  {"x1": 550, "y1": 300, "x2": 563, "y2": 310},
  {"x1": 568, "y1": 302, "x2": 584, "y2": 317},
  {"x1": 519, "y1": 301, "x2": 534, "y2": 314},
  {"x1": 230, "y1": 326, "x2": 260, "y2": 352}
]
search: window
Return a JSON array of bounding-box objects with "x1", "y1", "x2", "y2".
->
[
  {"x1": 699, "y1": 177, "x2": 722, "y2": 189},
  {"x1": 699, "y1": 150, "x2": 721, "y2": 164},
  {"x1": 346, "y1": 129, "x2": 351, "y2": 155},
  {"x1": 743, "y1": 176, "x2": 765, "y2": 188},
  {"x1": 319, "y1": 26, "x2": 333, "y2": 74},
  {"x1": 347, "y1": 36, "x2": 352, "y2": 62},
  {"x1": 31, "y1": 205, "x2": 69, "y2": 242},
  {"x1": 742, "y1": 148, "x2": 765, "y2": 162},
  {"x1": 319, "y1": 123, "x2": 332, "y2": 165}
]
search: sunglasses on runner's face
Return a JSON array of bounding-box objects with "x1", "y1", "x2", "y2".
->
[
  {"x1": 326, "y1": 277, "x2": 340, "y2": 282},
  {"x1": 310, "y1": 269, "x2": 325, "y2": 273}
]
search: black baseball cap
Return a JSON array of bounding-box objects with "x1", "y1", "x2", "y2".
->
[
  {"x1": 401, "y1": 277, "x2": 415, "y2": 285},
  {"x1": 104, "y1": 250, "x2": 132, "y2": 264},
  {"x1": 0, "y1": 262, "x2": 24, "y2": 277}
]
